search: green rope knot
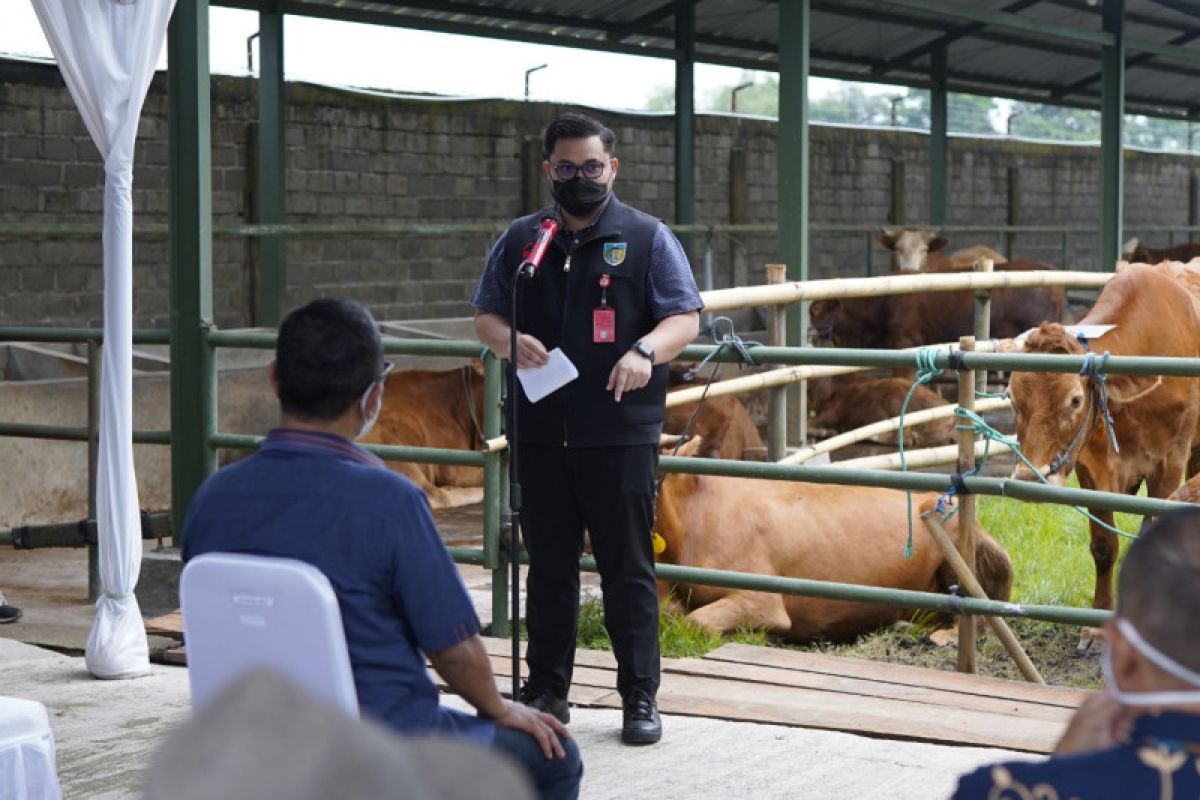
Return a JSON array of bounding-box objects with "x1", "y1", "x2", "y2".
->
[{"x1": 898, "y1": 347, "x2": 946, "y2": 560}]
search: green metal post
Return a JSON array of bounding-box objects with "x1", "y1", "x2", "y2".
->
[
  {"x1": 481, "y1": 355, "x2": 503, "y2": 615},
  {"x1": 168, "y1": 2, "x2": 217, "y2": 545},
  {"x1": 674, "y1": 0, "x2": 695, "y2": 230},
  {"x1": 779, "y1": 0, "x2": 810, "y2": 446},
  {"x1": 492, "y1": 455, "x2": 511, "y2": 638},
  {"x1": 257, "y1": 3, "x2": 286, "y2": 326},
  {"x1": 930, "y1": 45, "x2": 948, "y2": 226},
  {"x1": 87, "y1": 341, "x2": 101, "y2": 602},
  {"x1": 1100, "y1": 0, "x2": 1125, "y2": 271}
]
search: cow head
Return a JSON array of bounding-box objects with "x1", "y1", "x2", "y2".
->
[
  {"x1": 1007, "y1": 324, "x2": 1090, "y2": 485},
  {"x1": 876, "y1": 227, "x2": 949, "y2": 271},
  {"x1": 808, "y1": 299, "x2": 840, "y2": 344}
]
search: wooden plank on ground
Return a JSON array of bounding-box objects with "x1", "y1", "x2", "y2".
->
[
  {"x1": 707, "y1": 642, "x2": 1087, "y2": 709},
  {"x1": 145, "y1": 610, "x2": 184, "y2": 638},
  {"x1": 161, "y1": 645, "x2": 187, "y2": 666},
  {"x1": 665, "y1": 657, "x2": 1072, "y2": 722}
]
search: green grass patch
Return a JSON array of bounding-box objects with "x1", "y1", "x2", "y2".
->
[
  {"x1": 576, "y1": 597, "x2": 769, "y2": 658},
  {"x1": 976, "y1": 473, "x2": 1140, "y2": 608}
]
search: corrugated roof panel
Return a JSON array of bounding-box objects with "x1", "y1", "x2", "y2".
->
[{"x1": 264, "y1": 0, "x2": 1200, "y2": 116}]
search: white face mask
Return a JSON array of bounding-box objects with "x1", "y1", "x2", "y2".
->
[{"x1": 1103, "y1": 617, "x2": 1200, "y2": 707}]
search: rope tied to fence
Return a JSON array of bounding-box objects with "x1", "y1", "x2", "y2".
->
[
  {"x1": 897, "y1": 347, "x2": 947, "y2": 559},
  {"x1": 682, "y1": 315, "x2": 760, "y2": 382},
  {"x1": 952, "y1": 407, "x2": 1135, "y2": 540}
]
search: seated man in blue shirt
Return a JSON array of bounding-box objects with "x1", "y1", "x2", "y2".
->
[
  {"x1": 183, "y1": 297, "x2": 582, "y2": 800},
  {"x1": 952, "y1": 506, "x2": 1200, "y2": 800}
]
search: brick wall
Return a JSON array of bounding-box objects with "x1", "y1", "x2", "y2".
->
[{"x1": 1, "y1": 57, "x2": 1196, "y2": 328}]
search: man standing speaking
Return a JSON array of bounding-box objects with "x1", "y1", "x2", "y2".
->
[{"x1": 473, "y1": 112, "x2": 702, "y2": 745}]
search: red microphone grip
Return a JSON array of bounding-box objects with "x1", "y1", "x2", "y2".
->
[{"x1": 523, "y1": 218, "x2": 559, "y2": 275}]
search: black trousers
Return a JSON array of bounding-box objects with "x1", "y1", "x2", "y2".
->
[{"x1": 517, "y1": 443, "x2": 661, "y2": 701}]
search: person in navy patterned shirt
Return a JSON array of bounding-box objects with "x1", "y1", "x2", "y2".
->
[
  {"x1": 473, "y1": 112, "x2": 702, "y2": 746},
  {"x1": 952, "y1": 506, "x2": 1200, "y2": 800}
]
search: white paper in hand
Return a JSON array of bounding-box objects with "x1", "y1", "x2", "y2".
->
[{"x1": 518, "y1": 347, "x2": 579, "y2": 403}]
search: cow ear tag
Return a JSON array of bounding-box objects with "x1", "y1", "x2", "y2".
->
[{"x1": 651, "y1": 531, "x2": 666, "y2": 555}]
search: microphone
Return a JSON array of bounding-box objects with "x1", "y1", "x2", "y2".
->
[{"x1": 519, "y1": 218, "x2": 559, "y2": 279}]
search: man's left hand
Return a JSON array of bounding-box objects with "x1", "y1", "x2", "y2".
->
[{"x1": 607, "y1": 349, "x2": 652, "y2": 402}]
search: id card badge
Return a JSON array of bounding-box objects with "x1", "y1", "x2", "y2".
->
[{"x1": 593, "y1": 306, "x2": 616, "y2": 343}]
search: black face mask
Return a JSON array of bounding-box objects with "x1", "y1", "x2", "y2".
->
[{"x1": 551, "y1": 177, "x2": 609, "y2": 217}]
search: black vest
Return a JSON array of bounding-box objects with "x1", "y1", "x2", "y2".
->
[{"x1": 503, "y1": 196, "x2": 668, "y2": 447}]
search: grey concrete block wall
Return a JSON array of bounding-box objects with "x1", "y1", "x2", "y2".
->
[{"x1": 2, "y1": 56, "x2": 1198, "y2": 329}]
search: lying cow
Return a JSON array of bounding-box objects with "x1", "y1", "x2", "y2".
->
[
  {"x1": 664, "y1": 365, "x2": 764, "y2": 460},
  {"x1": 1121, "y1": 237, "x2": 1200, "y2": 265},
  {"x1": 810, "y1": 261, "x2": 1064, "y2": 350},
  {"x1": 1008, "y1": 264, "x2": 1200, "y2": 613},
  {"x1": 361, "y1": 362, "x2": 486, "y2": 508},
  {"x1": 655, "y1": 437, "x2": 1013, "y2": 641},
  {"x1": 876, "y1": 227, "x2": 1008, "y2": 272},
  {"x1": 664, "y1": 395, "x2": 763, "y2": 460},
  {"x1": 807, "y1": 373, "x2": 956, "y2": 447}
]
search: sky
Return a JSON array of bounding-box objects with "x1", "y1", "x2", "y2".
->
[{"x1": 0, "y1": 2, "x2": 860, "y2": 112}]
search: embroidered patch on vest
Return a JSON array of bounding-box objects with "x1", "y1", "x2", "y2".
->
[{"x1": 603, "y1": 242, "x2": 627, "y2": 267}]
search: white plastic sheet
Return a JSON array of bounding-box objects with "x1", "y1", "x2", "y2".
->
[
  {"x1": 0, "y1": 697, "x2": 62, "y2": 800},
  {"x1": 31, "y1": 0, "x2": 177, "y2": 679}
]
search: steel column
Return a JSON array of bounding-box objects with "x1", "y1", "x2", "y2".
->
[
  {"x1": 168, "y1": 2, "x2": 217, "y2": 544},
  {"x1": 1100, "y1": 0, "x2": 1125, "y2": 271},
  {"x1": 930, "y1": 45, "x2": 948, "y2": 226},
  {"x1": 257, "y1": 3, "x2": 286, "y2": 326},
  {"x1": 779, "y1": 0, "x2": 810, "y2": 446},
  {"x1": 674, "y1": 0, "x2": 695, "y2": 228}
]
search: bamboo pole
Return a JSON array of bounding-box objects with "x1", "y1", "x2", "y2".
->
[
  {"x1": 922, "y1": 513, "x2": 1046, "y2": 685},
  {"x1": 781, "y1": 397, "x2": 1010, "y2": 464},
  {"x1": 956, "y1": 336, "x2": 978, "y2": 674},
  {"x1": 830, "y1": 440, "x2": 1012, "y2": 471},
  {"x1": 700, "y1": 269, "x2": 1111, "y2": 312}
]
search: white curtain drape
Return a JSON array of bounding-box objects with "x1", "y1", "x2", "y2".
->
[{"x1": 31, "y1": 0, "x2": 177, "y2": 679}]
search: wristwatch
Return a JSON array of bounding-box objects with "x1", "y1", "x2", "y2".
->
[{"x1": 631, "y1": 340, "x2": 655, "y2": 363}]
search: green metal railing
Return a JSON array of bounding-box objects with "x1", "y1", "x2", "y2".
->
[{"x1": 5, "y1": 269, "x2": 1196, "y2": 636}]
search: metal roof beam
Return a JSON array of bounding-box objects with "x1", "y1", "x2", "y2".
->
[
  {"x1": 326, "y1": 0, "x2": 616, "y2": 35},
  {"x1": 607, "y1": 2, "x2": 679, "y2": 42},
  {"x1": 1052, "y1": 27, "x2": 1200, "y2": 98},
  {"x1": 870, "y1": 0, "x2": 1043, "y2": 77},
  {"x1": 1145, "y1": 0, "x2": 1200, "y2": 20},
  {"x1": 878, "y1": 0, "x2": 1112, "y2": 47}
]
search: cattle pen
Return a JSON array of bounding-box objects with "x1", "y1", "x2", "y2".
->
[{"x1": 4, "y1": 265, "x2": 1195, "y2": 683}]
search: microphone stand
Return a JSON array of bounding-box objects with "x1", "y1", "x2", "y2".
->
[{"x1": 508, "y1": 259, "x2": 532, "y2": 702}]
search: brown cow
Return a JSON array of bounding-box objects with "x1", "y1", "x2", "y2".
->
[
  {"x1": 664, "y1": 365, "x2": 764, "y2": 460},
  {"x1": 1122, "y1": 237, "x2": 1200, "y2": 265},
  {"x1": 876, "y1": 227, "x2": 1008, "y2": 272},
  {"x1": 655, "y1": 437, "x2": 1013, "y2": 641},
  {"x1": 362, "y1": 362, "x2": 486, "y2": 508},
  {"x1": 664, "y1": 395, "x2": 763, "y2": 460},
  {"x1": 807, "y1": 373, "x2": 956, "y2": 447},
  {"x1": 809, "y1": 261, "x2": 1064, "y2": 350},
  {"x1": 1008, "y1": 264, "x2": 1200, "y2": 614}
]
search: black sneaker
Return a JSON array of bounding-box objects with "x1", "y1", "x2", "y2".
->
[
  {"x1": 621, "y1": 689, "x2": 662, "y2": 745},
  {"x1": 0, "y1": 604, "x2": 21, "y2": 624},
  {"x1": 518, "y1": 683, "x2": 570, "y2": 724}
]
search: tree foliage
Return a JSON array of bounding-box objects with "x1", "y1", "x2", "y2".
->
[{"x1": 644, "y1": 75, "x2": 1198, "y2": 152}]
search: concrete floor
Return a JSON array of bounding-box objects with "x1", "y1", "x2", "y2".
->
[{"x1": 0, "y1": 544, "x2": 1037, "y2": 799}]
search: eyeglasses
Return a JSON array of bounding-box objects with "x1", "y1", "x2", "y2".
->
[
  {"x1": 376, "y1": 361, "x2": 394, "y2": 387},
  {"x1": 550, "y1": 159, "x2": 610, "y2": 181}
]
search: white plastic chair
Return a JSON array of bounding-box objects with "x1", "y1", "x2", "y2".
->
[
  {"x1": 180, "y1": 553, "x2": 359, "y2": 718},
  {"x1": 0, "y1": 697, "x2": 62, "y2": 800}
]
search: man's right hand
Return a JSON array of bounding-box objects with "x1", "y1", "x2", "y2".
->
[
  {"x1": 493, "y1": 699, "x2": 572, "y2": 759},
  {"x1": 513, "y1": 333, "x2": 550, "y2": 370}
]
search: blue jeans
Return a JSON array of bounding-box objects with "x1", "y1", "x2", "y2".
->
[{"x1": 490, "y1": 724, "x2": 582, "y2": 800}]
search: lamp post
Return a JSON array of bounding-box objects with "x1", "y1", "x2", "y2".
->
[
  {"x1": 889, "y1": 96, "x2": 904, "y2": 127},
  {"x1": 730, "y1": 81, "x2": 753, "y2": 113},
  {"x1": 524, "y1": 63, "x2": 547, "y2": 101},
  {"x1": 1007, "y1": 108, "x2": 1026, "y2": 136}
]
